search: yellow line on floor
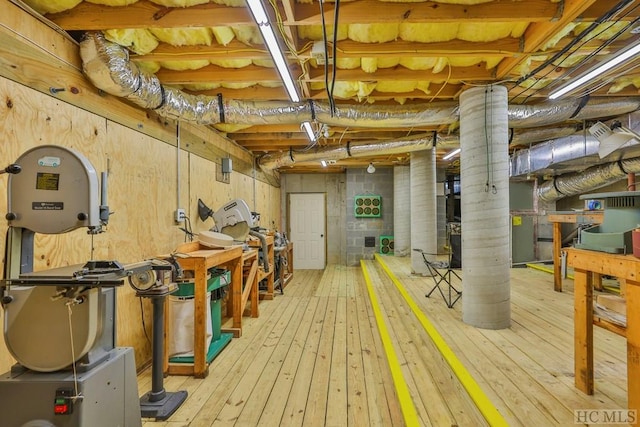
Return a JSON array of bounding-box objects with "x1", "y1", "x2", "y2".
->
[
  {"x1": 375, "y1": 254, "x2": 509, "y2": 427},
  {"x1": 360, "y1": 260, "x2": 420, "y2": 427}
]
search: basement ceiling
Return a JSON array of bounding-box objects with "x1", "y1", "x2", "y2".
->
[{"x1": 17, "y1": 0, "x2": 640, "y2": 174}]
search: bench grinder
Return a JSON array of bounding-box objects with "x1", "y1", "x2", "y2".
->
[{"x1": 0, "y1": 145, "x2": 146, "y2": 427}]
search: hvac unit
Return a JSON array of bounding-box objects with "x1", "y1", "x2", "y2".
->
[
  {"x1": 354, "y1": 195, "x2": 382, "y2": 218},
  {"x1": 380, "y1": 235, "x2": 394, "y2": 255}
]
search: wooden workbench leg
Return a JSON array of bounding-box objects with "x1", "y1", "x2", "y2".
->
[
  {"x1": 231, "y1": 256, "x2": 243, "y2": 331},
  {"x1": 627, "y1": 280, "x2": 640, "y2": 424},
  {"x1": 592, "y1": 272, "x2": 603, "y2": 291},
  {"x1": 193, "y1": 261, "x2": 207, "y2": 378},
  {"x1": 553, "y1": 222, "x2": 562, "y2": 292},
  {"x1": 574, "y1": 268, "x2": 594, "y2": 395}
]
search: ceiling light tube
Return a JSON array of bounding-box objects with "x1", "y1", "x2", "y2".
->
[
  {"x1": 549, "y1": 42, "x2": 640, "y2": 100},
  {"x1": 302, "y1": 121, "x2": 316, "y2": 141},
  {"x1": 442, "y1": 148, "x2": 461, "y2": 160},
  {"x1": 247, "y1": 0, "x2": 300, "y2": 103}
]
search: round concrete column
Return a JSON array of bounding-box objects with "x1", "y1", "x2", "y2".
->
[
  {"x1": 459, "y1": 85, "x2": 510, "y2": 329},
  {"x1": 394, "y1": 165, "x2": 411, "y2": 257},
  {"x1": 410, "y1": 149, "x2": 437, "y2": 274}
]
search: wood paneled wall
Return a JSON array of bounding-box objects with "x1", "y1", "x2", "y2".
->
[{"x1": 0, "y1": 78, "x2": 280, "y2": 372}]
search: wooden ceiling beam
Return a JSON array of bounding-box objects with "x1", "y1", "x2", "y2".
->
[
  {"x1": 328, "y1": 38, "x2": 519, "y2": 58},
  {"x1": 292, "y1": 0, "x2": 560, "y2": 25},
  {"x1": 48, "y1": 0, "x2": 254, "y2": 30},
  {"x1": 307, "y1": 64, "x2": 493, "y2": 82},
  {"x1": 48, "y1": 0, "x2": 561, "y2": 30},
  {"x1": 496, "y1": 0, "x2": 599, "y2": 80}
]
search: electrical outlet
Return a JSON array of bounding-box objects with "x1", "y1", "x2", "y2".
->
[{"x1": 174, "y1": 208, "x2": 186, "y2": 222}]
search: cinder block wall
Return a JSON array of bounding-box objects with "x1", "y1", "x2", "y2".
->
[{"x1": 346, "y1": 168, "x2": 395, "y2": 265}]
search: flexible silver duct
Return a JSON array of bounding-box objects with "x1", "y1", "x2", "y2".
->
[
  {"x1": 537, "y1": 157, "x2": 640, "y2": 201},
  {"x1": 258, "y1": 133, "x2": 435, "y2": 169},
  {"x1": 78, "y1": 32, "x2": 640, "y2": 170}
]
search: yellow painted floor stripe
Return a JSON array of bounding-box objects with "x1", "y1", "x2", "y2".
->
[
  {"x1": 360, "y1": 260, "x2": 420, "y2": 427},
  {"x1": 375, "y1": 254, "x2": 509, "y2": 427}
]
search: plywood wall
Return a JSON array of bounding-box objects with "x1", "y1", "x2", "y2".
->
[{"x1": 0, "y1": 76, "x2": 280, "y2": 372}]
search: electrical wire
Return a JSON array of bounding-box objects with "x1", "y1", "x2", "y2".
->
[
  {"x1": 510, "y1": 2, "x2": 640, "y2": 102},
  {"x1": 318, "y1": 0, "x2": 335, "y2": 115},
  {"x1": 330, "y1": 0, "x2": 340, "y2": 116}
]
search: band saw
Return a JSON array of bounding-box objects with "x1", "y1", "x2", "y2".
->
[{"x1": 0, "y1": 145, "x2": 182, "y2": 427}]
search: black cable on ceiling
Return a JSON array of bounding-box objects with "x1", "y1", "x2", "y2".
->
[
  {"x1": 318, "y1": 0, "x2": 335, "y2": 116},
  {"x1": 509, "y1": 0, "x2": 639, "y2": 102},
  {"x1": 330, "y1": 0, "x2": 340, "y2": 117}
]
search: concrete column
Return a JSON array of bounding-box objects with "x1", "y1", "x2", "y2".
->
[
  {"x1": 393, "y1": 165, "x2": 411, "y2": 257},
  {"x1": 410, "y1": 149, "x2": 437, "y2": 274},
  {"x1": 460, "y1": 85, "x2": 510, "y2": 329}
]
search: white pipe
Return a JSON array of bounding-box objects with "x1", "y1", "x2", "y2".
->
[
  {"x1": 393, "y1": 166, "x2": 410, "y2": 257},
  {"x1": 460, "y1": 85, "x2": 510, "y2": 330}
]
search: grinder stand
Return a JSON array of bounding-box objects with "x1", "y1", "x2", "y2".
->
[{"x1": 130, "y1": 266, "x2": 188, "y2": 420}]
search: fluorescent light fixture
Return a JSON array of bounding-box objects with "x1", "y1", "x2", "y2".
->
[
  {"x1": 367, "y1": 163, "x2": 376, "y2": 174},
  {"x1": 247, "y1": 0, "x2": 300, "y2": 102},
  {"x1": 442, "y1": 148, "x2": 461, "y2": 160},
  {"x1": 589, "y1": 121, "x2": 640, "y2": 158},
  {"x1": 301, "y1": 121, "x2": 316, "y2": 141},
  {"x1": 320, "y1": 160, "x2": 327, "y2": 167},
  {"x1": 549, "y1": 41, "x2": 640, "y2": 100}
]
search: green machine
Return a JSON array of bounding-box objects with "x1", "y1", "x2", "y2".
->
[
  {"x1": 576, "y1": 191, "x2": 640, "y2": 253},
  {"x1": 168, "y1": 269, "x2": 233, "y2": 364}
]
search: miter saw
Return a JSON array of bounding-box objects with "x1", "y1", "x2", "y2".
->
[
  {"x1": 198, "y1": 198, "x2": 269, "y2": 272},
  {"x1": 0, "y1": 145, "x2": 184, "y2": 426}
]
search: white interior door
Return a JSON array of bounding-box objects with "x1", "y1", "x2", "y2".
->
[{"x1": 289, "y1": 193, "x2": 326, "y2": 269}]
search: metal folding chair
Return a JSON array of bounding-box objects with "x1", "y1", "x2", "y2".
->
[{"x1": 413, "y1": 226, "x2": 462, "y2": 308}]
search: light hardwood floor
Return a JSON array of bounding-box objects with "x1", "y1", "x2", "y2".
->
[{"x1": 138, "y1": 257, "x2": 627, "y2": 426}]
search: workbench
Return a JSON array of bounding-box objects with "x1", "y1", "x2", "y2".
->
[
  {"x1": 164, "y1": 242, "x2": 253, "y2": 378},
  {"x1": 548, "y1": 211, "x2": 603, "y2": 292},
  {"x1": 565, "y1": 247, "x2": 639, "y2": 422}
]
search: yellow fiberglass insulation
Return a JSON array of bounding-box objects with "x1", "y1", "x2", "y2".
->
[
  {"x1": 210, "y1": 59, "x2": 253, "y2": 68},
  {"x1": 335, "y1": 58, "x2": 362, "y2": 70},
  {"x1": 457, "y1": 22, "x2": 524, "y2": 42},
  {"x1": 222, "y1": 82, "x2": 256, "y2": 89},
  {"x1": 182, "y1": 83, "x2": 221, "y2": 91},
  {"x1": 160, "y1": 60, "x2": 210, "y2": 71},
  {"x1": 348, "y1": 24, "x2": 399, "y2": 43},
  {"x1": 609, "y1": 76, "x2": 640, "y2": 94},
  {"x1": 149, "y1": 27, "x2": 213, "y2": 46},
  {"x1": 540, "y1": 23, "x2": 576, "y2": 51},
  {"x1": 211, "y1": 27, "x2": 236, "y2": 46},
  {"x1": 298, "y1": 25, "x2": 349, "y2": 41},
  {"x1": 214, "y1": 123, "x2": 252, "y2": 133},
  {"x1": 416, "y1": 81, "x2": 431, "y2": 95},
  {"x1": 399, "y1": 57, "x2": 438, "y2": 71},
  {"x1": 211, "y1": 0, "x2": 246, "y2": 6},
  {"x1": 399, "y1": 23, "x2": 459, "y2": 43},
  {"x1": 87, "y1": 0, "x2": 138, "y2": 5},
  {"x1": 136, "y1": 61, "x2": 161, "y2": 74},
  {"x1": 22, "y1": 0, "x2": 81, "y2": 14},
  {"x1": 252, "y1": 59, "x2": 275, "y2": 68},
  {"x1": 103, "y1": 29, "x2": 159, "y2": 55},
  {"x1": 231, "y1": 26, "x2": 264, "y2": 45},
  {"x1": 259, "y1": 81, "x2": 283, "y2": 88},
  {"x1": 148, "y1": 0, "x2": 208, "y2": 6},
  {"x1": 574, "y1": 22, "x2": 634, "y2": 41},
  {"x1": 375, "y1": 81, "x2": 417, "y2": 93}
]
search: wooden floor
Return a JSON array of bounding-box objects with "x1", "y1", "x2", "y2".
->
[{"x1": 138, "y1": 257, "x2": 628, "y2": 426}]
